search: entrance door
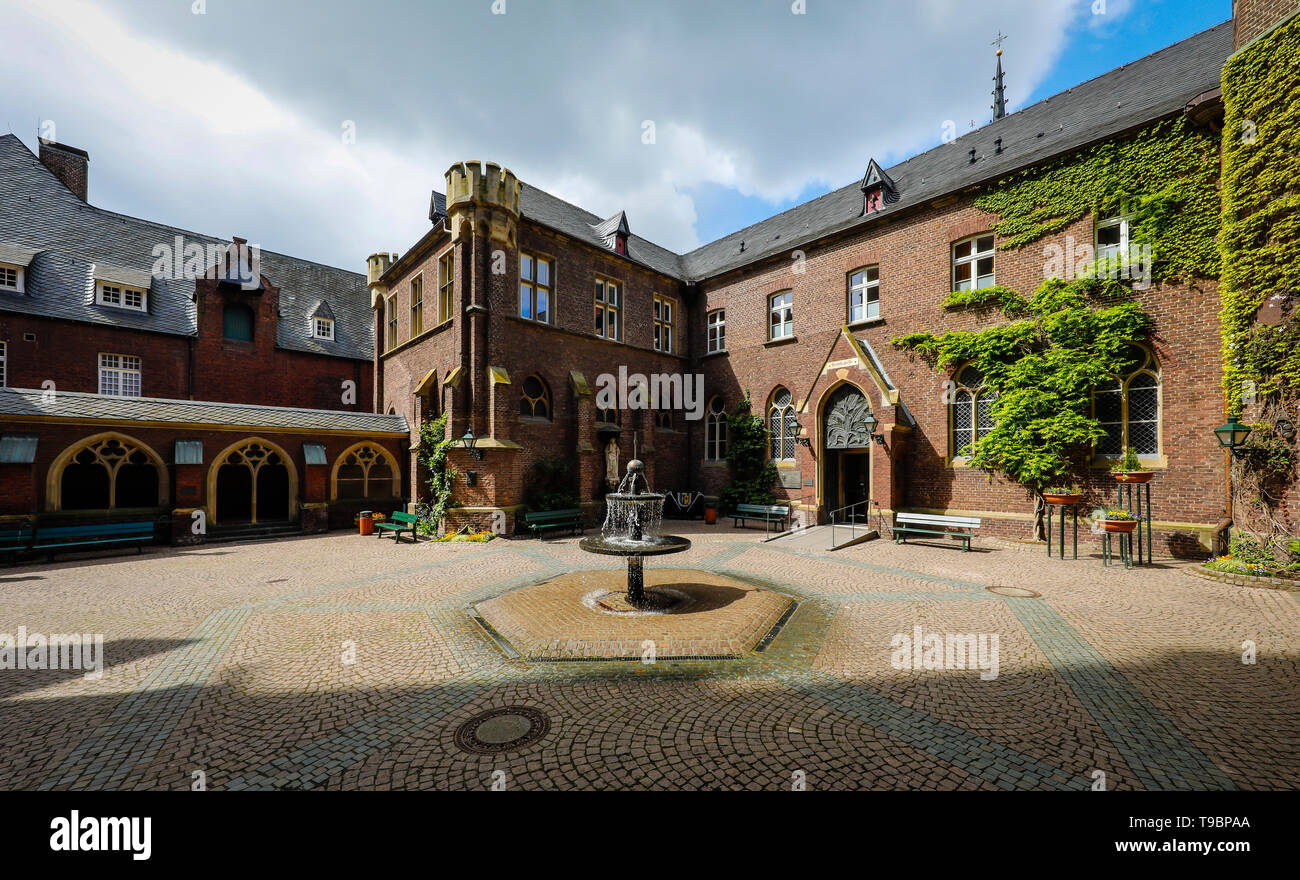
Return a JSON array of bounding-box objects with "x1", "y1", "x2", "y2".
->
[{"x1": 839, "y1": 450, "x2": 870, "y2": 520}]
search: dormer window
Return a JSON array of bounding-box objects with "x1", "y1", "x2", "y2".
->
[
  {"x1": 859, "y1": 159, "x2": 898, "y2": 217},
  {"x1": 0, "y1": 264, "x2": 22, "y2": 292},
  {"x1": 313, "y1": 317, "x2": 335, "y2": 340},
  {"x1": 97, "y1": 281, "x2": 147, "y2": 312},
  {"x1": 592, "y1": 211, "x2": 631, "y2": 256}
]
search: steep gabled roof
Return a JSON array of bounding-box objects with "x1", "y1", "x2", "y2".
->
[{"x1": 0, "y1": 134, "x2": 373, "y2": 360}]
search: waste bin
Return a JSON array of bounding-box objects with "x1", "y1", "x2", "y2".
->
[{"x1": 358, "y1": 511, "x2": 374, "y2": 536}]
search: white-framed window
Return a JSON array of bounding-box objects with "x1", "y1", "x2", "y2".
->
[
  {"x1": 594, "y1": 277, "x2": 621, "y2": 340},
  {"x1": 952, "y1": 234, "x2": 995, "y2": 292},
  {"x1": 98, "y1": 353, "x2": 141, "y2": 398},
  {"x1": 848, "y1": 266, "x2": 880, "y2": 322},
  {"x1": 949, "y1": 363, "x2": 996, "y2": 460},
  {"x1": 707, "y1": 309, "x2": 725, "y2": 353},
  {"x1": 1095, "y1": 214, "x2": 1130, "y2": 264},
  {"x1": 768, "y1": 386, "x2": 796, "y2": 461},
  {"x1": 0, "y1": 340, "x2": 7, "y2": 387},
  {"x1": 653, "y1": 295, "x2": 674, "y2": 352},
  {"x1": 769, "y1": 290, "x2": 793, "y2": 340},
  {"x1": 1094, "y1": 344, "x2": 1160, "y2": 458},
  {"x1": 97, "y1": 281, "x2": 147, "y2": 312},
  {"x1": 520, "y1": 253, "x2": 552, "y2": 324},
  {"x1": 705, "y1": 396, "x2": 728, "y2": 461},
  {"x1": 0, "y1": 264, "x2": 22, "y2": 292},
  {"x1": 312, "y1": 317, "x2": 335, "y2": 340}
]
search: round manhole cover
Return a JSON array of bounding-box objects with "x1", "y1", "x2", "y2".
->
[
  {"x1": 454, "y1": 706, "x2": 550, "y2": 755},
  {"x1": 986, "y1": 585, "x2": 1041, "y2": 598}
]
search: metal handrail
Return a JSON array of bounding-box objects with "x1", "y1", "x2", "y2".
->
[{"x1": 829, "y1": 498, "x2": 880, "y2": 547}]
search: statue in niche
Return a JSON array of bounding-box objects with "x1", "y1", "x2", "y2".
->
[{"x1": 604, "y1": 437, "x2": 620, "y2": 490}]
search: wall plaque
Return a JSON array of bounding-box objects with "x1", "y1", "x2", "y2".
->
[{"x1": 779, "y1": 470, "x2": 802, "y2": 489}]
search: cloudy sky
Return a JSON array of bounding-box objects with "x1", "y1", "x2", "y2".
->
[{"x1": 0, "y1": 0, "x2": 1229, "y2": 270}]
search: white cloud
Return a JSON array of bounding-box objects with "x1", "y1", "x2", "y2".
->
[{"x1": 0, "y1": 0, "x2": 1086, "y2": 265}]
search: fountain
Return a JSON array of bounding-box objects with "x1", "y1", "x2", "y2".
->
[{"x1": 579, "y1": 459, "x2": 691, "y2": 605}]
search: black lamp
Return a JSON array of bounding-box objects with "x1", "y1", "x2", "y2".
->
[
  {"x1": 793, "y1": 421, "x2": 812, "y2": 448},
  {"x1": 1213, "y1": 418, "x2": 1252, "y2": 453},
  {"x1": 460, "y1": 428, "x2": 484, "y2": 461}
]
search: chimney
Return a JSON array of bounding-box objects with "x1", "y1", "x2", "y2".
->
[{"x1": 39, "y1": 141, "x2": 89, "y2": 201}]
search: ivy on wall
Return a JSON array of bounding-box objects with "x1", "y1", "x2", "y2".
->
[
  {"x1": 1220, "y1": 12, "x2": 1300, "y2": 409},
  {"x1": 973, "y1": 116, "x2": 1221, "y2": 283},
  {"x1": 894, "y1": 277, "x2": 1152, "y2": 536}
]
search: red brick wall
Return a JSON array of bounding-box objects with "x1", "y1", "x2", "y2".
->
[
  {"x1": 1233, "y1": 0, "x2": 1300, "y2": 48},
  {"x1": 0, "y1": 311, "x2": 371, "y2": 411},
  {"x1": 690, "y1": 195, "x2": 1226, "y2": 556}
]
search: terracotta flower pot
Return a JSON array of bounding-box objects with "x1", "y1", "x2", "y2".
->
[
  {"x1": 1113, "y1": 471, "x2": 1154, "y2": 483},
  {"x1": 1102, "y1": 519, "x2": 1138, "y2": 533},
  {"x1": 1043, "y1": 493, "x2": 1082, "y2": 505}
]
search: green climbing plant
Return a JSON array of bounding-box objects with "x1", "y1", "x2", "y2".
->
[
  {"x1": 414, "y1": 411, "x2": 458, "y2": 536},
  {"x1": 720, "y1": 393, "x2": 778, "y2": 512},
  {"x1": 894, "y1": 276, "x2": 1153, "y2": 537}
]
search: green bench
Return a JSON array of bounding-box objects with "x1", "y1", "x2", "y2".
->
[
  {"x1": 893, "y1": 512, "x2": 981, "y2": 551},
  {"x1": 732, "y1": 503, "x2": 791, "y2": 531},
  {"x1": 375, "y1": 511, "x2": 419, "y2": 543},
  {"x1": 523, "y1": 508, "x2": 584, "y2": 537},
  {"x1": 1, "y1": 524, "x2": 34, "y2": 566},
  {"x1": 30, "y1": 521, "x2": 156, "y2": 562}
]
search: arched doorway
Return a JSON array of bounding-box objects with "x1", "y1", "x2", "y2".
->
[
  {"x1": 47, "y1": 432, "x2": 167, "y2": 512},
  {"x1": 820, "y1": 384, "x2": 873, "y2": 519},
  {"x1": 208, "y1": 438, "x2": 297, "y2": 525}
]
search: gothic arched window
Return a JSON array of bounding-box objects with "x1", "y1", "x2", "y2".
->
[
  {"x1": 519, "y1": 374, "x2": 551, "y2": 420},
  {"x1": 950, "y1": 364, "x2": 996, "y2": 459},
  {"x1": 705, "y1": 396, "x2": 728, "y2": 461},
  {"x1": 1094, "y1": 344, "x2": 1160, "y2": 457},
  {"x1": 768, "y1": 387, "x2": 796, "y2": 461}
]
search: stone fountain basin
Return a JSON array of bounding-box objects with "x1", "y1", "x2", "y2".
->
[{"x1": 578, "y1": 535, "x2": 692, "y2": 557}]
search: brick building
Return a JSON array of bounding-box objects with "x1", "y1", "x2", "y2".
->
[
  {"x1": 0, "y1": 134, "x2": 406, "y2": 541},
  {"x1": 373, "y1": 9, "x2": 1297, "y2": 555}
]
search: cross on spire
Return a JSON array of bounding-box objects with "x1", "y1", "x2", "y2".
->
[
  {"x1": 991, "y1": 31, "x2": 1007, "y2": 50},
  {"x1": 991, "y1": 33, "x2": 1008, "y2": 120}
]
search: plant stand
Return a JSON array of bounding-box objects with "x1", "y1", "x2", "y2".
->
[
  {"x1": 1102, "y1": 530, "x2": 1134, "y2": 569},
  {"x1": 1045, "y1": 502, "x2": 1078, "y2": 559},
  {"x1": 1115, "y1": 482, "x2": 1153, "y2": 565}
]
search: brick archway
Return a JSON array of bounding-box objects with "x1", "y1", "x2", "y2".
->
[
  {"x1": 206, "y1": 437, "x2": 299, "y2": 525},
  {"x1": 814, "y1": 379, "x2": 877, "y2": 516},
  {"x1": 45, "y1": 431, "x2": 169, "y2": 512}
]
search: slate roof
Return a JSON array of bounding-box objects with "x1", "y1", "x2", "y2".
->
[
  {"x1": 0, "y1": 387, "x2": 409, "y2": 434},
  {"x1": 426, "y1": 22, "x2": 1231, "y2": 285},
  {"x1": 0, "y1": 134, "x2": 373, "y2": 360}
]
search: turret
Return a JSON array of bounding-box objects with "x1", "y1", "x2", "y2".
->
[
  {"x1": 443, "y1": 160, "x2": 521, "y2": 246},
  {"x1": 366, "y1": 252, "x2": 395, "y2": 309}
]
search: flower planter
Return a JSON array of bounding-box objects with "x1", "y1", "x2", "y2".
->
[
  {"x1": 1102, "y1": 519, "x2": 1138, "y2": 533},
  {"x1": 1043, "y1": 493, "x2": 1082, "y2": 505},
  {"x1": 1112, "y1": 471, "x2": 1154, "y2": 484}
]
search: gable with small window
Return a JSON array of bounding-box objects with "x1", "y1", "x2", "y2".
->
[
  {"x1": 653, "y1": 295, "x2": 675, "y2": 353},
  {"x1": 952, "y1": 234, "x2": 995, "y2": 291},
  {"x1": 312, "y1": 316, "x2": 335, "y2": 340},
  {"x1": 595, "y1": 277, "x2": 621, "y2": 341},
  {"x1": 98, "y1": 353, "x2": 142, "y2": 398}
]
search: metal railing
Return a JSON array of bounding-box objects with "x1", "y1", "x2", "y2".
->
[{"x1": 829, "y1": 498, "x2": 881, "y2": 548}]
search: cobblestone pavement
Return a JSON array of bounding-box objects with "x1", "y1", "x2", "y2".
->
[{"x1": 1, "y1": 524, "x2": 1295, "y2": 790}]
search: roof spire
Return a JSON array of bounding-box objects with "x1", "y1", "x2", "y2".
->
[{"x1": 991, "y1": 31, "x2": 1008, "y2": 120}]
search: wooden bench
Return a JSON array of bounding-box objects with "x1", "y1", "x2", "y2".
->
[
  {"x1": 375, "y1": 511, "x2": 419, "y2": 543},
  {"x1": 30, "y1": 521, "x2": 155, "y2": 562},
  {"x1": 732, "y1": 503, "x2": 791, "y2": 531},
  {"x1": 893, "y1": 512, "x2": 981, "y2": 551},
  {"x1": 1, "y1": 524, "x2": 34, "y2": 566},
  {"x1": 523, "y1": 508, "x2": 584, "y2": 537}
]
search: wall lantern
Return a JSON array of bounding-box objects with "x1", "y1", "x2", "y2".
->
[
  {"x1": 863, "y1": 412, "x2": 886, "y2": 446},
  {"x1": 793, "y1": 421, "x2": 812, "y2": 448},
  {"x1": 1213, "y1": 418, "x2": 1252, "y2": 453},
  {"x1": 460, "y1": 428, "x2": 484, "y2": 461}
]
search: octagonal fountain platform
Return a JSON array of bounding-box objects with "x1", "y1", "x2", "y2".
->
[{"x1": 472, "y1": 460, "x2": 795, "y2": 660}]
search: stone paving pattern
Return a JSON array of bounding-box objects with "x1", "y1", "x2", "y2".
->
[{"x1": 0, "y1": 523, "x2": 1296, "y2": 790}]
